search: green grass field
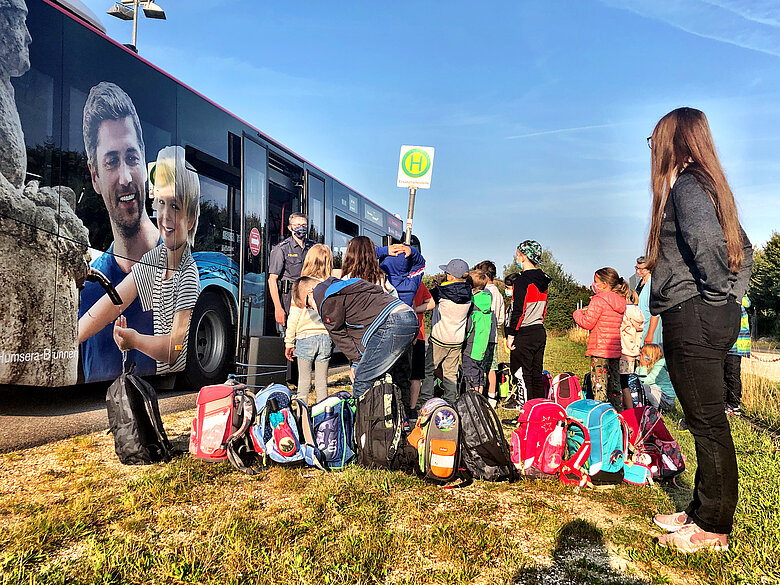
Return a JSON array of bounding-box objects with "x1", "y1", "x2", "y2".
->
[{"x1": 1, "y1": 336, "x2": 778, "y2": 585}]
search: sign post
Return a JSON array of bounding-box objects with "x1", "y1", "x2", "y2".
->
[{"x1": 397, "y1": 145, "x2": 434, "y2": 245}]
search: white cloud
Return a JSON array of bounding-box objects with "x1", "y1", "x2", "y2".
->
[{"x1": 599, "y1": 0, "x2": 780, "y2": 58}]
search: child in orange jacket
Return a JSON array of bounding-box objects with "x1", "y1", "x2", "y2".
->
[{"x1": 573, "y1": 267, "x2": 628, "y2": 410}]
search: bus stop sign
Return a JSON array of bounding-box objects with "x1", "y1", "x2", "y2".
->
[{"x1": 397, "y1": 145, "x2": 435, "y2": 189}]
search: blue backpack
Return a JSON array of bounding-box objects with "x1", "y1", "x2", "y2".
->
[
  {"x1": 560, "y1": 399, "x2": 628, "y2": 487},
  {"x1": 250, "y1": 384, "x2": 323, "y2": 469},
  {"x1": 311, "y1": 391, "x2": 357, "y2": 470}
]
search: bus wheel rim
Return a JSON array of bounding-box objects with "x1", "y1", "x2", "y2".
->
[{"x1": 195, "y1": 308, "x2": 225, "y2": 374}]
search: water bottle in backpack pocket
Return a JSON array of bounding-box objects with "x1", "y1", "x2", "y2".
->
[
  {"x1": 408, "y1": 398, "x2": 461, "y2": 483},
  {"x1": 311, "y1": 391, "x2": 356, "y2": 470},
  {"x1": 510, "y1": 399, "x2": 569, "y2": 478}
]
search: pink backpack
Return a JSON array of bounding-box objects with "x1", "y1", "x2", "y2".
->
[
  {"x1": 549, "y1": 372, "x2": 583, "y2": 410},
  {"x1": 620, "y1": 406, "x2": 685, "y2": 482},
  {"x1": 510, "y1": 399, "x2": 568, "y2": 478}
]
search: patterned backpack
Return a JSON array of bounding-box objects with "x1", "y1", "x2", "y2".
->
[
  {"x1": 250, "y1": 384, "x2": 322, "y2": 469},
  {"x1": 620, "y1": 406, "x2": 685, "y2": 482},
  {"x1": 408, "y1": 398, "x2": 461, "y2": 483},
  {"x1": 310, "y1": 391, "x2": 356, "y2": 470},
  {"x1": 560, "y1": 399, "x2": 628, "y2": 487}
]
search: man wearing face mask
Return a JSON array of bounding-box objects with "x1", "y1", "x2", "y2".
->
[{"x1": 268, "y1": 212, "x2": 314, "y2": 334}]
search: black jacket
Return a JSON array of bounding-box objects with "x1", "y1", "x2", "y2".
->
[
  {"x1": 313, "y1": 277, "x2": 405, "y2": 364},
  {"x1": 650, "y1": 168, "x2": 753, "y2": 315}
]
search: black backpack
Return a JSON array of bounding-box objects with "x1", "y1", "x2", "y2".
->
[
  {"x1": 106, "y1": 362, "x2": 172, "y2": 465},
  {"x1": 353, "y1": 377, "x2": 415, "y2": 471},
  {"x1": 456, "y1": 391, "x2": 517, "y2": 482}
]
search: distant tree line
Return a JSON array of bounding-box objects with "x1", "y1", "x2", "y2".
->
[{"x1": 749, "y1": 231, "x2": 780, "y2": 340}]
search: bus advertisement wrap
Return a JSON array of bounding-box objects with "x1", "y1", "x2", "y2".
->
[{"x1": 1, "y1": 0, "x2": 403, "y2": 389}]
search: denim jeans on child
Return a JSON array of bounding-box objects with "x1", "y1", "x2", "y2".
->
[
  {"x1": 661, "y1": 295, "x2": 740, "y2": 534},
  {"x1": 352, "y1": 308, "x2": 418, "y2": 398},
  {"x1": 295, "y1": 334, "x2": 332, "y2": 404}
]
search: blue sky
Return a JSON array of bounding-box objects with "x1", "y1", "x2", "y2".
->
[{"x1": 82, "y1": 0, "x2": 780, "y2": 284}]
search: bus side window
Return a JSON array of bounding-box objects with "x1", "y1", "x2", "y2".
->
[{"x1": 333, "y1": 215, "x2": 359, "y2": 269}]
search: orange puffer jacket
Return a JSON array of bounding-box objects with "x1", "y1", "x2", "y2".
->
[{"x1": 573, "y1": 291, "x2": 627, "y2": 358}]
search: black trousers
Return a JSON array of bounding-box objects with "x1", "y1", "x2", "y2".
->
[
  {"x1": 390, "y1": 344, "x2": 413, "y2": 416},
  {"x1": 509, "y1": 326, "x2": 547, "y2": 401},
  {"x1": 661, "y1": 296, "x2": 740, "y2": 534},
  {"x1": 723, "y1": 354, "x2": 742, "y2": 407}
]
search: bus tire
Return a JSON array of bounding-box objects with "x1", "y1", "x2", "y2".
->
[{"x1": 181, "y1": 290, "x2": 234, "y2": 389}]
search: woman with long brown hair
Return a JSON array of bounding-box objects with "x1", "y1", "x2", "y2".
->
[
  {"x1": 341, "y1": 236, "x2": 397, "y2": 297},
  {"x1": 646, "y1": 108, "x2": 752, "y2": 553}
]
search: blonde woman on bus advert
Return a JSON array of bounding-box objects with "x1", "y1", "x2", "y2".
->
[
  {"x1": 78, "y1": 146, "x2": 201, "y2": 375},
  {"x1": 646, "y1": 107, "x2": 752, "y2": 553}
]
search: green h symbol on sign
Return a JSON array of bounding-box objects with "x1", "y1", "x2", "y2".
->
[{"x1": 402, "y1": 148, "x2": 431, "y2": 178}]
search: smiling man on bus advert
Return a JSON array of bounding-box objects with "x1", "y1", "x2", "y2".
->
[{"x1": 78, "y1": 82, "x2": 160, "y2": 382}]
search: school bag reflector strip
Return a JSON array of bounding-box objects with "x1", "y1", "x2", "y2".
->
[{"x1": 549, "y1": 372, "x2": 583, "y2": 410}]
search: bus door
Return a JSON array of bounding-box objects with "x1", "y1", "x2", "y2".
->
[
  {"x1": 238, "y1": 136, "x2": 289, "y2": 383},
  {"x1": 263, "y1": 153, "x2": 303, "y2": 336}
]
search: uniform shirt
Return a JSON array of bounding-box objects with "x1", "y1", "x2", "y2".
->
[
  {"x1": 268, "y1": 235, "x2": 314, "y2": 311},
  {"x1": 79, "y1": 244, "x2": 156, "y2": 382},
  {"x1": 132, "y1": 244, "x2": 200, "y2": 374}
]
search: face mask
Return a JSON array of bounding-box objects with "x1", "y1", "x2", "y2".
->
[
  {"x1": 591, "y1": 283, "x2": 600, "y2": 294},
  {"x1": 515, "y1": 259, "x2": 522, "y2": 269},
  {"x1": 291, "y1": 225, "x2": 308, "y2": 239}
]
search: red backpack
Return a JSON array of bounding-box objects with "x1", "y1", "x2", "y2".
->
[
  {"x1": 510, "y1": 399, "x2": 568, "y2": 478},
  {"x1": 549, "y1": 372, "x2": 583, "y2": 410},
  {"x1": 620, "y1": 406, "x2": 685, "y2": 482}
]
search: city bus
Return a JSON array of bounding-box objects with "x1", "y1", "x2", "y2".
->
[{"x1": 0, "y1": 0, "x2": 405, "y2": 389}]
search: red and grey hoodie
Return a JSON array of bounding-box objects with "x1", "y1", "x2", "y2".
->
[
  {"x1": 313, "y1": 277, "x2": 407, "y2": 364},
  {"x1": 507, "y1": 269, "x2": 552, "y2": 332}
]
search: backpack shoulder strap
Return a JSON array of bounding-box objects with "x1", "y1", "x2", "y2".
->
[
  {"x1": 293, "y1": 399, "x2": 325, "y2": 471},
  {"x1": 130, "y1": 373, "x2": 173, "y2": 459},
  {"x1": 559, "y1": 418, "x2": 591, "y2": 487}
]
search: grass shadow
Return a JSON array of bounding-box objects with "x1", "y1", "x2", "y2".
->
[{"x1": 513, "y1": 519, "x2": 650, "y2": 585}]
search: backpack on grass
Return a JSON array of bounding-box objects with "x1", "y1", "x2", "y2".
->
[
  {"x1": 311, "y1": 391, "x2": 357, "y2": 470},
  {"x1": 106, "y1": 361, "x2": 172, "y2": 465},
  {"x1": 456, "y1": 391, "x2": 517, "y2": 482},
  {"x1": 560, "y1": 399, "x2": 628, "y2": 487},
  {"x1": 354, "y1": 377, "x2": 416, "y2": 471},
  {"x1": 251, "y1": 384, "x2": 323, "y2": 469},
  {"x1": 549, "y1": 372, "x2": 583, "y2": 409},
  {"x1": 620, "y1": 405, "x2": 685, "y2": 482},
  {"x1": 408, "y1": 398, "x2": 461, "y2": 483},
  {"x1": 189, "y1": 379, "x2": 259, "y2": 474},
  {"x1": 510, "y1": 398, "x2": 578, "y2": 479}
]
